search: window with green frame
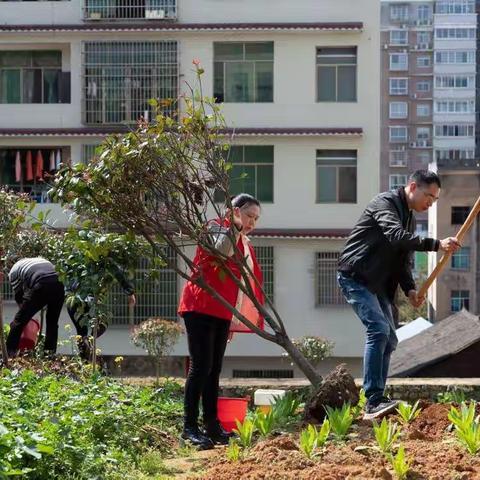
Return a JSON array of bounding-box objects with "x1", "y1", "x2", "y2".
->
[
  {"x1": 216, "y1": 145, "x2": 274, "y2": 203},
  {"x1": 214, "y1": 42, "x2": 274, "y2": 103},
  {"x1": 0, "y1": 51, "x2": 62, "y2": 104}
]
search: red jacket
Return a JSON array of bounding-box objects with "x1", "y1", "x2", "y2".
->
[{"x1": 178, "y1": 219, "x2": 264, "y2": 328}]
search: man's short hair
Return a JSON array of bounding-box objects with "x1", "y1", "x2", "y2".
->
[{"x1": 409, "y1": 170, "x2": 441, "y2": 189}]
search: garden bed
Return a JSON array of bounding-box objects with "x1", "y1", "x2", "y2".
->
[{"x1": 190, "y1": 402, "x2": 480, "y2": 480}]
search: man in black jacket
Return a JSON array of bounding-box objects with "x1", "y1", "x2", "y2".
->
[{"x1": 338, "y1": 170, "x2": 460, "y2": 420}]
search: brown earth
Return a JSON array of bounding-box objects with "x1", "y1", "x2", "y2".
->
[{"x1": 188, "y1": 402, "x2": 480, "y2": 480}]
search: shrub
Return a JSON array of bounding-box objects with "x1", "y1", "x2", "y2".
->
[{"x1": 131, "y1": 318, "x2": 183, "y2": 382}]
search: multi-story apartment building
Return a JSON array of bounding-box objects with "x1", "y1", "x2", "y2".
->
[
  {"x1": 382, "y1": 0, "x2": 480, "y2": 322},
  {"x1": 0, "y1": 0, "x2": 380, "y2": 377}
]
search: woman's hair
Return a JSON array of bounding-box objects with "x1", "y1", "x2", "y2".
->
[{"x1": 230, "y1": 193, "x2": 260, "y2": 209}]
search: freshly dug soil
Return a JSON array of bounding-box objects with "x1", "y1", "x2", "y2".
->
[{"x1": 192, "y1": 402, "x2": 480, "y2": 480}]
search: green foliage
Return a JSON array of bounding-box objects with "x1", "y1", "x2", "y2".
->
[
  {"x1": 226, "y1": 438, "x2": 242, "y2": 462},
  {"x1": 270, "y1": 391, "x2": 302, "y2": 428},
  {"x1": 254, "y1": 410, "x2": 276, "y2": 438},
  {"x1": 396, "y1": 401, "x2": 422, "y2": 425},
  {"x1": 299, "y1": 420, "x2": 330, "y2": 459},
  {"x1": 325, "y1": 403, "x2": 354, "y2": 440},
  {"x1": 437, "y1": 387, "x2": 468, "y2": 404},
  {"x1": 284, "y1": 336, "x2": 334, "y2": 366},
  {"x1": 299, "y1": 424, "x2": 318, "y2": 459},
  {"x1": 388, "y1": 445, "x2": 412, "y2": 480},
  {"x1": 373, "y1": 418, "x2": 401, "y2": 454},
  {"x1": 352, "y1": 388, "x2": 367, "y2": 420},
  {"x1": 0, "y1": 369, "x2": 183, "y2": 479},
  {"x1": 131, "y1": 318, "x2": 183, "y2": 382},
  {"x1": 449, "y1": 402, "x2": 480, "y2": 455},
  {"x1": 233, "y1": 418, "x2": 255, "y2": 449}
]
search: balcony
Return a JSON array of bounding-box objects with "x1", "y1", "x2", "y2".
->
[
  {"x1": 0, "y1": 147, "x2": 71, "y2": 203},
  {"x1": 437, "y1": 158, "x2": 480, "y2": 170},
  {"x1": 83, "y1": 0, "x2": 177, "y2": 21}
]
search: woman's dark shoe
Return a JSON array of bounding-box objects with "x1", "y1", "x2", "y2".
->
[
  {"x1": 204, "y1": 420, "x2": 235, "y2": 445},
  {"x1": 181, "y1": 426, "x2": 214, "y2": 450}
]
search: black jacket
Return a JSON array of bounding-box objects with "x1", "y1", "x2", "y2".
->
[{"x1": 338, "y1": 187, "x2": 439, "y2": 299}]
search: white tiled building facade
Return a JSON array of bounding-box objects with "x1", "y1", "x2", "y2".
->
[{"x1": 0, "y1": 0, "x2": 380, "y2": 377}]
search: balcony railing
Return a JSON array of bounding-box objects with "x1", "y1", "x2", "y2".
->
[
  {"x1": 83, "y1": 0, "x2": 177, "y2": 21},
  {"x1": 437, "y1": 158, "x2": 480, "y2": 170}
]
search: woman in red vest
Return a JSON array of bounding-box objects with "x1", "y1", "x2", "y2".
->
[{"x1": 178, "y1": 193, "x2": 264, "y2": 449}]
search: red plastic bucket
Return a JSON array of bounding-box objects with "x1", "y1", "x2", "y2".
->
[
  {"x1": 217, "y1": 397, "x2": 249, "y2": 432},
  {"x1": 18, "y1": 318, "x2": 40, "y2": 351}
]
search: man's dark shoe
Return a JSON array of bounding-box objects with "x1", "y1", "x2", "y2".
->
[
  {"x1": 363, "y1": 397, "x2": 400, "y2": 421},
  {"x1": 204, "y1": 420, "x2": 235, "y2": 445},
  {"x1": 181, "y1": 426, "x2": 214, "y2": 450}
]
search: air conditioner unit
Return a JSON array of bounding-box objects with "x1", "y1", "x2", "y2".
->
[{"x1": 145, "y1": 9, "x2": 165, "y2": 19}]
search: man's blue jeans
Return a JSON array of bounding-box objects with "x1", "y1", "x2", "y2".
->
[{"x1": 337, "y1": 272, "x2": 398, "y2": 405}]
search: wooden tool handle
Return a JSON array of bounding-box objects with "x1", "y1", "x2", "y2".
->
[{"x1": 418, "y1": 194, "x2": 480, "y2": 298}]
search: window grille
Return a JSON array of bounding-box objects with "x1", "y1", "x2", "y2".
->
[
  {"x1": 255, "y1": 246, "x2": 274, "y2": 301},
  {"x1": 83, "y1": 41, "x2": 178, "y2": 125},
  {"x1": 108, "y1": 248, "x2": 178, "y2": 325},
  {"x1": 233, "y1": 369, "x2": 293, "y2": 379},
  {"x1": 316, "y1": 252, "x2": 345, "y2": 305},
  {"x1": 84, "y1": 0, "x2": 177, "y2": 20}
]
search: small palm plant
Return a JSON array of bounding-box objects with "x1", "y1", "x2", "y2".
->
[
  {"x1": 373, "y1": 418, "x2": 401, "y2": 454},
  {"x1": 388, "y1": 444, "x2": 412, "y2": 480},
  {"x1": 233, "y1": 418, "x2": 255, "y2": 449},
  {"x1": 325, "y1": 403, "x2": 354, "y2": 441},
  {"x1": 299, "y1": 420, "x2": 330, "y2": 459},
  {"x1": 448, "y1": 402, "x2": 480, "y2": 455},
  {"x1": 396, "y1": 401, "x2": 422, "y2": 425}
]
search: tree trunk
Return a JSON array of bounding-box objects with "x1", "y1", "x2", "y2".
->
[
  {"x1": 92, "y1": 318, "x2": 98, "y2": 373},
  {"x1": 0, "y1": 296, "x2": 8, "y2": 367},
  {"x1": 277, "y1": 334, "x2": 322, "y2": 387}
]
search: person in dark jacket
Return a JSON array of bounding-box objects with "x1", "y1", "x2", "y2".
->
[
  {"x1": 7, "y1": 257, "x2": 65, "y2": 357},
  {"x1": 337, "y1": 170, "x2": 460, "y2": 420}
]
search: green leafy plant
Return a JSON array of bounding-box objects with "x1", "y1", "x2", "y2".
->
[
  {"x1": 396, "y1": 401, "x2": 422, "y2": 425},
  {"x1": 448, "y1": 402, "x2": 477, "y2": 434},
  {"x1": 352, "y1": 388, "x2": 367, "y2": 420},
  {"x1": 455, "y1": 422, "x2": 480, "y2": 455},
  {"x1": 449, "y1": 402, "x2": 480, "y2": 455},
  {"x1": 226, "y1": 438, "x2": 242, "y2": 462},
  {"x1": 325, "y1": 403, "x2": 354, "y2": 440},
  {"x1": 317, "y1": 419, "x2": 331, "y2": 447},
  {"x1": 373, "y1": 418, "x2": 401, "y2": 454},
  {"x1": 233, "y1": 418, "x2": 255, "y2": 449},
  {"x1": 254, "y1": 410, "x2": 276, "y2": 438},
  {"x1": 0, "y1": 366, "x2": 184, "y2": 479},
  {"x1": 271, "y1": 391, "x2": 302, "y2": 427},
  {"x1": 437, "y1": 387, "x2": 467, "y2": 404},
  {"x1": 299, "y1": 420, "x2": 330, "y2": 459},
  {"x1": 388, "y1": 445, "x2": 412, "y2": 480},
  {"x1": 299, "y1": 424, "x2": 318, "y2": 459}
]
